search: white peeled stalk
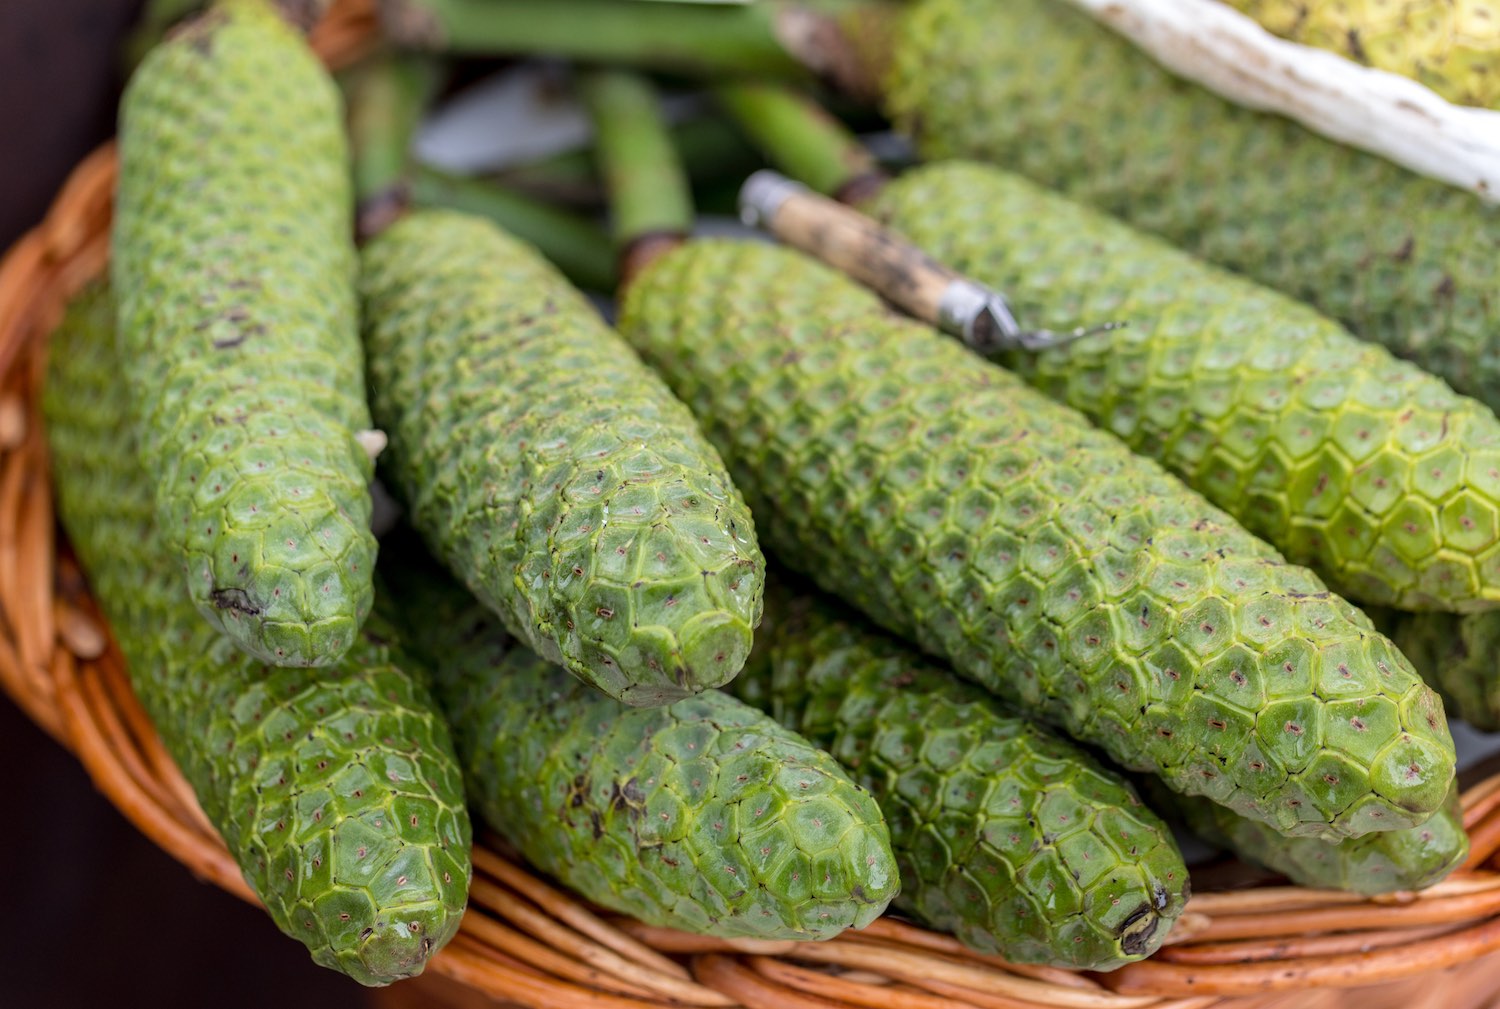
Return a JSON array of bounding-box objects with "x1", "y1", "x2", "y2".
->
[{"x1": 1066, "y1": 0, "x2": 1500, "y2": 202}]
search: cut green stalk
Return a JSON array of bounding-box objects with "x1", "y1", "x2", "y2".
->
[
  {"x1": 491, "y1": 114, "x2": 765, "y2": 209},
  {"x1": 339, "y1": 48, "x2": 616, "y2": 289},
  {"x1": 408, "y1": 166, "x2": 617, "y2": 291},
  {"x1": 341, "y1": 51, "x2": 442, "y2": 239},
  {"x1": 714, "y1": 82, "x2": 878, "y2": 199},
  {"x1": 577, "y1": 70, "x2": 694, "y2": 273},
  {"x1": 380, "y1": 0, "x2": 819, "y2": 79},
  {"x1": 719, "y1": 82, "x2": 875, "y2": 192}
]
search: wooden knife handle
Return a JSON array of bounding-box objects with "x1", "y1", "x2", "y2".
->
[{"x1": 740, "y1": 171, "x2": 959, "y2": 328}]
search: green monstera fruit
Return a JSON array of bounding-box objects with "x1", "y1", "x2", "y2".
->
[
  {"x1": 883, "y1": 0, "x2": 1500, "y2": 430},
  {"x1": 45, "y1": 285, "x2": 471, "y2": 986},
  {"x1": 867, "y1": 160, "x2": 1500, "y2": 614},
  {"x1": 361, "y1": 209, "x2": 764, "y2": 706},
  {"x1": 617, "y1": 236, "x2": 1456, "y2": 842},
  {"x1": 732, "y1": 583, "x2": 1189, "y2": 970},
  {"x1": 1158, "y1": 782, "x2": 1467, "y2": 896},
  {"x1": 112, "y1": 0, "x2": 376, "y2": 666},
  {"x1": 380, "y1": 544, "x2": 899, "y2": 940}
]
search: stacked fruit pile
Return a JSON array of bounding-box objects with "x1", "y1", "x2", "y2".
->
[{"x1": 34, "y1": 0, "x2": 1500, "y2": 990}]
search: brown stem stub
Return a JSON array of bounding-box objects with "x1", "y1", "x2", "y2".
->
[
  {"x1": 773, "y1": 8, "x2": 881, "y2": 104},
  {"x1": 834, "y1": 171, "x2": 889, "y2": 207},
  {"x1": 356, "y1": 184, "x2": 412, "y2": 244},
  {"x1": 620, "y1": 232, "x2": 689, "y2": 288},
  {"x1": 376, "y1": 0, "x2": 446, "y2": 47},
  {"x1": 167, "y1": 6, "x2": 228, "y2": 55},
  {"x1": 272, "y1": 0, "x2": 334, "y2": 32}
]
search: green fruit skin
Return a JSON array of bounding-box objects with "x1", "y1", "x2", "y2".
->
[
  {"x1": 1386, "y1": 609, "x2": 1500, "y2": 731},
  {"x1": 45, "y1": 286, "x2": 471, "y2": 987},
  {"x1": 381, "y1": 550, "x2": 899, "y2": 940},
  {"x1": 360, "y1": 209, "x2": 764, "y2": 706},
  {"x1": 112, "y1": 0, "x2": 376, "y2": 667},
  {"x1": 730, "y1": 584, "x2": 1189, "y2": 970},
  {"x1": 1158, "y1": 781, "x2": 1467, "y2": 895},
  {"x1": 884, "y1": 0, "x2": 1500, "y2": 425},
  {"x1": 869, "y1": 162, "x2": 1500, "y2": 614},
  {"x1": 617, "y1": 237, "x2": 1456, "y2": 842}
]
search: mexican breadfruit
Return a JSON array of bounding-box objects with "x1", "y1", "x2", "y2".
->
[
  {"x1": 732, "y1": 583, "x2": 1188, "y2": 970},
  {"x1": 381, "y1": 546, "x2": 898, "y2": 940},
  {"x1": 869, "y1": 161, "x2": 1500, "y2": 613},
  {"x1": 617, "y1": 237, "x2": 1456, "y2": 841},
  {"x1": 1157, "y1": 781, "x2": 1467, "y2": 895},
  {"x1": 45, "y1": 285, "x2": 471, "y2": 986},
  {"x1": 361, "y1": 209, "x2": 764, "y2": 706},
  {"x1": 883, "y1": 0, "x2": 1500, "y2": 418},
  {"x1": 112, "y1": 0, "x2": 376, "y2": 666}
]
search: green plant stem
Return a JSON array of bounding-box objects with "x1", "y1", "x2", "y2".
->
[
  {"x1": 578, "y1": 70, "x2": 695, "y2": 257},
  {"x1": 341, "y1": 51, "x2": 443, "y2": 238},
  {"x1": 381, "y1": 0, "x2": 816, "y2": 79},
  {"x1": 716, "y1": 82, "x2": 881, "y2": 197},
  {"x1": 493, "y1": 114, "x2": 765, "y2": 208},
  {"x1": 408, "y1": 166, "x2": 618, "y2": 292}
]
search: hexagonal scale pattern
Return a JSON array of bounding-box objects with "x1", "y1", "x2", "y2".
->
[
  {"x1": 884, "y1": 0, "x2": 1500, "y2": 429},
  {"x1": 732, "y1": 584, "x2": 1188, "y2": 970},
  {"x1": 1154, "y1": 780, "x2": 1467, "y2": 896},
  {"x1": 361, "y1": 210, "x2": 764, "y2": 706},
  {"x1": 618, "y1": 238, "x2": 1455, "y2": 841},
  {"x1": 872, "y1": 161, "x2": 1500, "y2": 612},
  {"x1": 44, "y1": 287, "x2": 471, "y2": 987},
  {"x1": 112, "y1": 0, "x2": 376, "y2": 666},
  {"x1": 385, "y1": 553, "x2": 898, "y2": 941}
]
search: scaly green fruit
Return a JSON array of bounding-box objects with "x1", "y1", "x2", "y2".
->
[
  {"x1": 381, "y1": 548, "x2": 899, "y2": 939},
  {"x1": 618, "y1": 237, "x2": 1456, "y2": 841},
  {"x1": 868, "y1": 161, "x2": 1500, "y2": 613},
  {"x1": 1222, "y1": 0, "x2": 1500, "y2": 108},
  {"x1": 45, "y1": 285, "x2": 471, "y2": 986},
  {"x1": 731, "y1": 584, "x2": 1188, "y2": 970},
  {"x1": 1386, "y1": 609, "x2": 1500, "y2": 730},
  {"x1": 112, "y1": 0, "x2": 376, "y2": 667},
  {"x1": 360, "y1": 209, "x2": 764, "y2": 706},
  {"x1": 1157, "y1": 781, "x2": 1467, "y2": 895},
  {"x1": 883, "y1": 0, "x2": 1500, "y2": 417}
]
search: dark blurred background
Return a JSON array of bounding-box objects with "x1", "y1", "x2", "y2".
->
[{"x1": 0, "y1": 2, "x2": 374, "y2": 1004}]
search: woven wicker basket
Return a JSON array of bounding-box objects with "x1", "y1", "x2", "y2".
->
[{"x1": 10, "y1": 2, "x2": 1500, "y2": 1006}]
